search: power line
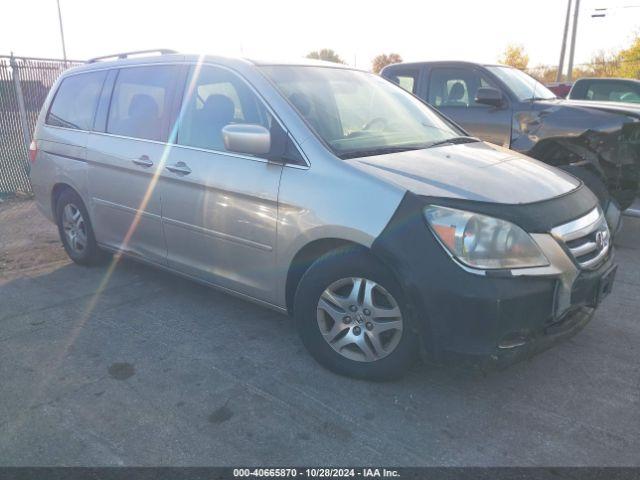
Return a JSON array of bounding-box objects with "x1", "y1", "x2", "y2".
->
[{"x1": 591, "y1": 4, "x2": 640, "y2": 17}]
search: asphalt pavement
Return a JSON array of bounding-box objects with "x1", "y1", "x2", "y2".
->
[{"x1": 1, "y1": 200, "x2": 639, "y2": 466}]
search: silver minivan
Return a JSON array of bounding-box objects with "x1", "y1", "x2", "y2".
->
[{"x1": 30, "y1": 50, "x2": 617, "y2": 379}]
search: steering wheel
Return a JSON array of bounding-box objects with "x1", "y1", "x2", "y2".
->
[{"x1": 363, "y1": 117, "x2": 388, "y2": 131}]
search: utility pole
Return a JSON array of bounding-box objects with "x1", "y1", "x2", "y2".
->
[
  {"x1": 56, "y1": 0, "x2": 68, "y2": 65},
  {"x1": 567, "y1": 0, "x2": 581, "y2": 81},
  {"x1": 556, "y1": 0, "x2": 572, "y2": 82}
]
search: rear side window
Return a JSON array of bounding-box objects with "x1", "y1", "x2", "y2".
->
[
  {"x1": 586, "y1": 81, "x2": 640, "y2": 103},
  {"x1": 46, "y1": 71, "x2": 107, "y2": 130},
  {"x1": 385, "y1": 68, "x2": 420, "y2": 94},
  {"x1": 107, "y1": 66, "x2": 178, "y2": 142}
]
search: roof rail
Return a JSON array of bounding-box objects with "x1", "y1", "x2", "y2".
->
[{"x1": 87, "y1": 49, "x2": 178, "y2": 63}]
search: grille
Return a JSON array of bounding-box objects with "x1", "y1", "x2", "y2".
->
[{"x1": 551, "y1": 208, "x2": 611, "y2": 270}]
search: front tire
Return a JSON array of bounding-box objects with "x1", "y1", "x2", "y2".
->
[
  {"x1": 294, "y1": 248, "x2": 418, "y2": 380},
  {"x1": 55, "y1": 189, "x2": 105, "y2": 265}
]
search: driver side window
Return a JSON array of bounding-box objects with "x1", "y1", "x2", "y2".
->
[
  {"x1": 428, "y1": 68, "x2": 492, "y2": 108},
  {"x1": 177, "y1": 66, "x2": 271, "y2": 152}
]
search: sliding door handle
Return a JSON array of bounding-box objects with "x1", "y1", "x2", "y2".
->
[
  {"x1": 132, "y1": 155, "x2": 153, "y2": 167},
  {"x1": 166, "y1": 162, "x2": 192, "y2": 175}
]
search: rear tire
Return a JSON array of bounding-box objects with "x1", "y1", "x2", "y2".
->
[
  {"x1": 294, "y1": 247, "x2": 418, "y2": 380},
  {"x1": 55, "y1": 189, "x2": 106, "y2": 265}
]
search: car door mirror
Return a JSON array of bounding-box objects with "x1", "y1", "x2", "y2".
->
[
  {"x1": 475, "y1": 87, "x2": 504, "y2": 107},
  {"x1": 222, "y1": 124, "x2": 271, "y2": 156}
]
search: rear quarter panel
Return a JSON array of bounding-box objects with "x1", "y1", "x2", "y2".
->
[
  {"x1": 30, "y1": 126, "x2": 90, "y2": 223},
  {"x1": 30, "y1": 68, "x2": 98, "y2": 223}
]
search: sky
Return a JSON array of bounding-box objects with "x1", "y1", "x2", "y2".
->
[{"x1": 1, "y1": 0, "x2": 638, "y2": 71}]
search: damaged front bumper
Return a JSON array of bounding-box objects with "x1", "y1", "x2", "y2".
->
[
  {"x1": 427, "y1": 242, "x2": 616, "y2": 370},
  {"x1": 371, "y1": 190, "x2": 617, "y2": 371}
]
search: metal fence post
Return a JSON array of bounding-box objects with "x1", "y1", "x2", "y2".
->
[{"x1": 10, "y1": 53, "x2": 32, "y2": 151}]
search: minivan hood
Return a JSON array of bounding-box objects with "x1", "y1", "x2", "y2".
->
[{"x1": 346, "y1": 141, "x2": 580, "y2": 204}]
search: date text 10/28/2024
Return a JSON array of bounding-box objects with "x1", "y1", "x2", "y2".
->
[{"x1": 233, "y1": 468, "x2": 401, "y2": 478}]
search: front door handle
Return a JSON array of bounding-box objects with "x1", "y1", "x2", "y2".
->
[
  {"x1": 166, "y1": 162, "x2": 192, "y2": 175},
  {"x1": 132, "y1": 155, "x2": 153, "y2": 167}
]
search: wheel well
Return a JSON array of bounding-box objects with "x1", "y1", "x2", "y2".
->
[
  {"x1": 50, "y1": 183, "x2": 74, "y2": 219},
  {"x1": 529, "y1": 137, "x2": 605, "y2": 179},
  {"x1": 529, "y1": 138, "x2": 611, "y2": 202},
  {"x1": 285, "y1": 238, "x2": 366, "y2": 315}
]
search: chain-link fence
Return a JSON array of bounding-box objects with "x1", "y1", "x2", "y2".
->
[{"x1": 0, "y1": 55, "x2": 83, "y2": 195}]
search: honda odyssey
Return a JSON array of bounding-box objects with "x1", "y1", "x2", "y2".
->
[{"x1": 29, "y1": 50, "x2": 617, "y2": 379}]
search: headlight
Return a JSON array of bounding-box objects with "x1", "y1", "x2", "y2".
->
[{"x1": 424, "y1": 205, "x2": 549, "y2": 269}]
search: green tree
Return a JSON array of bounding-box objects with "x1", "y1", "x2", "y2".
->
[
  {"x1": 372, "y1": 53, "x2": 403, "y2": 74},
  {"x1": 571, "y1": 65, "x2": 595, "y2": 80},
  {"x1": 568, "y1": 50, "x2": 622, "y2": 79},
  {"x1": 615, "y1": 34, "x2": 640, "y2": 78},
  {"x1": 498, "y1": 44, "x2": 529, "y2": 70},
  {"x1": 306, "y1": 49, "x2": 345, "y2": 64},
  {"x1": 528, "y1": 65, "x2": 559, "y2": 83}
]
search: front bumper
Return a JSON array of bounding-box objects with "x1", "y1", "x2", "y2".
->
[
  {"x1": 436, "y1": 253, "x2": 615, "y2": 369},
  {"x1": 371, "y1": 191, "x2": 617, "y2": 369}
]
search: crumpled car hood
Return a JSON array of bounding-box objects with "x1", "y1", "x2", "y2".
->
[
  {"x1": 346, "y1": 141, "x2": 580, "y2": 204},
  {"x1": 515, "y1": 99, "x2": 639, "y2": 142},
  {"x1": 542, "y1": 98, "x2": 640, "y2": 119}
]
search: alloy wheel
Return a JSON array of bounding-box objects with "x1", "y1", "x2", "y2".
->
[
  {"x1": 61, "y1": 203, "x2": 87, "y2": 255},
  {"x1": 316, "y1": 277, "x2": 403, "y2": 362}
]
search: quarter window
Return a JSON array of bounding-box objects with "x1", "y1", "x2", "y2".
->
[
  {"x1": 177, "y1": 65, "x2": 271, "y2": 152},
  {"x1": 428, "y1": 68, "x2": 493, "y2": 108},
  {"x1": 46, "y1": 71, "x2": 107, "y2": 130},
  {"x1": 106, "y1": 66, "x2": 178, "y2": 141}
]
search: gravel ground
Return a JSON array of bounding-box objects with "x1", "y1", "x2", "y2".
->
[
  {"x1": 0, "y1": 199, "x2": 639, "y2": 466},
  {"x1": 0, "y1": 198, "x2": 68, "y2": 279}
]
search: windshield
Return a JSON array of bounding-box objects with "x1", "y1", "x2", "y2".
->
[
  {"x1": 486, "y1": 66, "x2": 556, "y2": 101},
  {"x1": 260, "y1": 66, "x2": 464, "y2": 158}
]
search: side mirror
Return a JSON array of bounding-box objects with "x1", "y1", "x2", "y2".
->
[
  {"x1": 475, "y1": 87, "x2": 504, "y2": 107},
  {"x1": 222, "y1": 124, "x2": 271, "y2": 156}
]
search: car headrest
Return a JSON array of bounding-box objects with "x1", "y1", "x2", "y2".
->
[
  {"x1": 202, "y1": 94, "x2": 235, "y2": 124},
  {"x1": 129, "y1": 94, "x2": 159, "y2": 119},
  {"x1": 448, "y1": 82, "x2": 465, "y2": 101}
]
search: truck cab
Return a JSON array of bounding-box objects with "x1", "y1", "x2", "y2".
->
[{"x1": 382, "y1": 61, "x2": 513, "y2": 148}]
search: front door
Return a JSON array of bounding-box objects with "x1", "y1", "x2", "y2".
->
[
  {"x1": 427, "y1": 67, "x2": 512, "y2": 147},
  {"x1": 160, "y1": 65, "x2": 283, "y2": 304}
]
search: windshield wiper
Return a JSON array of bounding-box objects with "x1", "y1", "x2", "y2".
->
[
  {"x1": 425, "y1": 136, "x2": 480, "y2": 149},
  {"x1": 338, "y1": 145, "x2": 428, "y2": 159}
]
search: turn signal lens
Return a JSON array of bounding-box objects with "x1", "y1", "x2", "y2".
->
[
  {"x1": 432, "y1": 224, "x2": 456, "y2": 250},
  {"x1": 28, "y1": 140, "x2": 38, "y2": 163},
  {"x1": 424, "y1": 205, "x2": 549, "y2": 270}
]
